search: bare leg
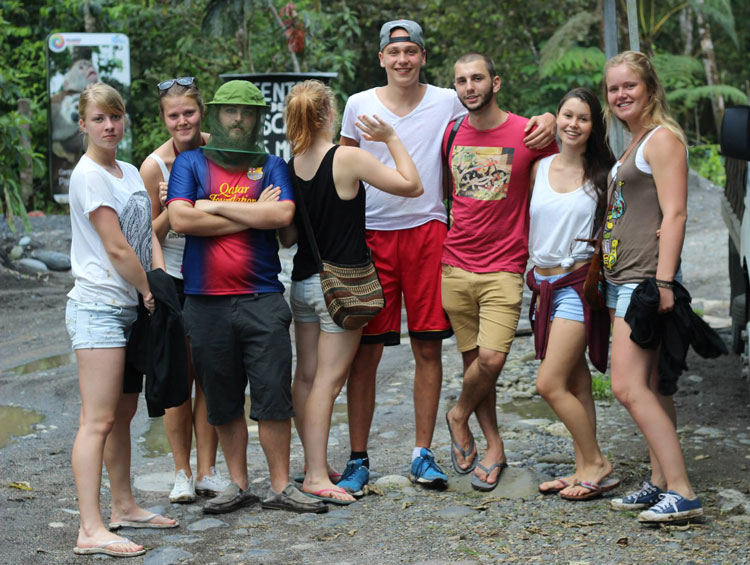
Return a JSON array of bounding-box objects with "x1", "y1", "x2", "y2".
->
[
  {"x1": 301, "y1": 330, "x2": 360, "y2": 502},
  {"x1": 258, "y1": 419, "x2": 292, "y2": 493},
  {"x1": 536, "y1": 319, "x2": 611, "y2": 497},
  {"x1": 193, "y1": 374, "x2": 219, "y2": 479},
  {"x1": 346, "y1": 343, "x2": 384, "y2": 452},
  {"x1": 610, "y1": 317, "x2": 695, "y2": 498},
  {"x1": 447, "y1": 347, "x2": 507, "y2": 484},
  {"x1": 215, "y1": 416, "x2": 249, "y2": 490},
  {"x1": 106, "y1": 392, "x2": 177, "y2": 525},
  {"x1": 411, "y1": 338, "x2": 443, "y2": 449},
  {"x1": 72, "y1": 347, "x2": 143, "y2": 554},
  {"x1": 164, "y1": 396, "x2": 193, "y2": 477},
  {"x1": 291, "y1": 321, "x2": 320, "y2": 455}
]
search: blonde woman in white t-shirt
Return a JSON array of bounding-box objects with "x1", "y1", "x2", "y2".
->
[
  {"x1": 528, "y1": 88, "x2": 617, "y2": 501},
  {"x1": 67, "y1": 83, "x2": 176, "y2": 558}
]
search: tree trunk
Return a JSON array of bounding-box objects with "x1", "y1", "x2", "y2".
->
[
  {"x1": 83, "y1": 0, "x2": 96, "y2": 33},
  {"x1": 17, "y1": 98, "x2": 33, "y2": 207},
  {"x1": 695, "y1": 1, "x2": 724, "y2": 139},
  {"x1": 679, "y1": 6, "x2": 693, "y2": 56},
  {"x1": 266, "y1": 0, "x2": 301, "y2": 72}
]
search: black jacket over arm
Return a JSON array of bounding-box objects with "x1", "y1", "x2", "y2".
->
[
  {"x1": 125, "y1": 268, "x2": 189, "y2": 417},
  {"x1": 624, "y1": 278, "x2": 727, "y2": 395}
]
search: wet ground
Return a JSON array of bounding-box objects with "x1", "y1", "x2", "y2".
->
[{"x1": 2, "y1": 172, "x2": 750, "y2": 564}]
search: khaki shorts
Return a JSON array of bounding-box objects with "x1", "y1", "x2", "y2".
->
[{"x1": 441, "y1": 265, "x2": 523, "y2": 353}]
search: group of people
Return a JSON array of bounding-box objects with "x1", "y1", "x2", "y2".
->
[{"x1": 64, "y1": 17, "x2": 702, "y2": 559}]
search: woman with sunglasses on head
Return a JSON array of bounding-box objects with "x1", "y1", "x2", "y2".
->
[
  {"x1": 527, "y1": 87, "x2": 617, "y2": 501},
  {"x1": 280, "y1": 80, "x2": 422, "y2": 504},
  {"x1": 603, "y1": 51, "x2": 702, "y2": 522},
  {"x1": 68, "y1": 82, "x2": 176, "y2": 558},
  {"x1": 139, "y1": 77, "x2": 228, "y2": 504}
]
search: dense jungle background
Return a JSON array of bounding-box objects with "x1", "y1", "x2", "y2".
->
[{"x1": 1, "y1": 0, "x2": 749, "y2": 224}]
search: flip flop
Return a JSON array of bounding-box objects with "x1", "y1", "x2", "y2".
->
[
  {"x1": 471, "y1": 461, "x2": 508, "y2": 492},
  {"x1": 73, "y1": 538, "x2": 146, "y2": 557},
  {"x1": 559, "y1": 476, "x2": 621, "y2": 501},
  {"x1": 108, "y1": 512, "x2": 179, "y2": 530},
  {"x1": 301, "y1": 487, "x2": 355, "y2": 506},
  {"x1": 445, "y1": 412, "x2": 477, "y2": 475},
  {"x1": 538, "y1": 477, "x2": 572, "y2": 495}
]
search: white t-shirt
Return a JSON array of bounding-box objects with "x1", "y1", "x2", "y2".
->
[
  {"x1": 340, "y1": 85, "x2": 466, "y2": 231},
  {"x1": 147, "y1": 153, "x2": 185, "y2": 279},
  {"x1": 529, "y1": 155, "x2": 596, "y2": 268},
  {"x1": 68, "y1": 155, "x2": 152, "y2": 307}
]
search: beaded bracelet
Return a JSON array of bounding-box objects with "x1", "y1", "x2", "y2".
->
[{"x1": 655, "y1": 279, "x2": 674, "y2": 289}]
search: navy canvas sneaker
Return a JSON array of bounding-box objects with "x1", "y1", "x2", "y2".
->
[
  {"x1": 637, "y1": 491, "x2": 703, "y2": 522},
  {"x1": 610, "y1": 480, "x2": 663, "y2": 510},
  {"x1": 409, "y1": 448, "x2": 447, "y2": 487}
]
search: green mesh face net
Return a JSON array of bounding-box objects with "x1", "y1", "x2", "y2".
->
[{"x1": 202, "y1": 104, "x2": 268, "y2": 170}]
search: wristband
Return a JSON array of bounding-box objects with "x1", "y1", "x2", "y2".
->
[{"x1": 655, "y1": 279, "x2": 674, "y2": 289}]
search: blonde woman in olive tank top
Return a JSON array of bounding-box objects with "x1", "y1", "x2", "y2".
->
[{"x1": 603, "y1": 51, "x2": 702, "y2": 522}]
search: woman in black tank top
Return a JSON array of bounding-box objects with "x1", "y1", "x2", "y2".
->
[{"x1": 280, "y1": 80, "x2": 422, "y2": 504}]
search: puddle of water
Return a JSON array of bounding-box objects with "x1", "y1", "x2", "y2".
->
[
  {"x1": 499, "y1": 398, "x2": 558, "y2": 421},
  {"x1": 140, "y1": 398, "x2": 353, "y2": 457},
  {"x1": 6, "y1": 352, "x2": 76, "y2": 375},
  {"x1": 0, "y1": 405, "x2": 45, "y2": 449}
]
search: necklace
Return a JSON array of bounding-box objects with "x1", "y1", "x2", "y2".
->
[{"x1": 172, "y1": 139, "x2": 180, "y2": 157}]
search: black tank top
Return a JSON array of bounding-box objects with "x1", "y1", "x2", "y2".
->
[{"x1": 291, "y1": 145, "x2": 368, "y2": 281}]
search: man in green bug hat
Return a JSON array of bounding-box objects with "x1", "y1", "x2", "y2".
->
[{"x1": 167, "y1": 80, "x2": 327, "y2": 515}]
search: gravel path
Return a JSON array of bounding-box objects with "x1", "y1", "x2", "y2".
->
[{"x1": 1, "y1": 172, "x2": 750, "y2": 564}]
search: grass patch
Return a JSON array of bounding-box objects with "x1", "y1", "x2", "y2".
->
[{"x1": 592, "y1": 372, "x2": 613, "y2": 400}]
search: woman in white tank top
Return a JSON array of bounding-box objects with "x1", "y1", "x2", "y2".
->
[
  {"x1": 528, "y1": 88, "x2": 617, "y2": 500},
  {"x1": 138, "y1": 78, "x2": 228, "y2": 504}
]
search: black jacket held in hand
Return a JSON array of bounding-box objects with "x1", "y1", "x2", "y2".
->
[
  {"x1": 126, "y1": 268, "x2": 189, "y2": 417},
  {"x1": 624, "y1": 278, "x2": 727, "y2": 396}
]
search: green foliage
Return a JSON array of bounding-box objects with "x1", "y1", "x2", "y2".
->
[
  {"x1": 0, "y1": 68, "x2": 44, "y2": 231},
  {"x1": 1, "y1": 0, "x2": 749, "y2": 218},
  {"x1": 689, "y1": 144, "x2": 726, "y2": 187},
  {"x1": 669, "y1": 84, "x2": 748, "y2": 108},
  {"x1": 591, "y1": 372, "x2": 613, "y2": 401}
]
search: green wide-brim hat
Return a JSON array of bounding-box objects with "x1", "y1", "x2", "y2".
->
[{"x1": 206, "y1": 80, "x2": 267, "y2": 107}]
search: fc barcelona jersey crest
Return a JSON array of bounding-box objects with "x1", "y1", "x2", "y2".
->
[{"x1": 247, "y1": 167, "x2": 263, "y2": 181}]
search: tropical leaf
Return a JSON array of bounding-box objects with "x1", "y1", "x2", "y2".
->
[
  {"x1": 652, "y1": 52, "x2": 704, "y2": 89},
  {"x1": 540, "y1": 46, "x2": 605, "y2": 79},
  {"x1": 668, "y1": 84, "x2": 748, "y2": 106}
]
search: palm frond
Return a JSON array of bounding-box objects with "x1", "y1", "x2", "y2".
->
[{"x1": 668, "y1": 84, "x2": 748, "y2": 106}]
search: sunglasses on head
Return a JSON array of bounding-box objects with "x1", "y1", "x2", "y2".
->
[{"x1": 158, "y1": 76, "x2": 196, "y2": 92}]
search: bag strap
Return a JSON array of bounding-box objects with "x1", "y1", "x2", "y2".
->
[
  {"x1": 289, "y1": 159, "x2": 324, "y2": 272},
  {"x1": 443, "y1": 114, "x2": 466, "y2": 229}
]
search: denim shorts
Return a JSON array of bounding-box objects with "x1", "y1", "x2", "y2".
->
[
  {"x1": 65, "y1": 299, "x2": 138, "y2": 349},
  {"x1": 290, "y1": 274, "x2": 347, "y2": 334},
  {"x1": 606, "y1": 270, "x2": 683, "y2": 318},
  {"x1": 533, "y1": 271, "x2": 585, "y2": 323}
]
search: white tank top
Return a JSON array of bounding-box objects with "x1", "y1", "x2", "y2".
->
[
  {"x1": 529, "y1": 154, "x2": 596, "y2": 269},
  {"x1": 148, "y1": 153, "x2": 185, "y2": 279}
]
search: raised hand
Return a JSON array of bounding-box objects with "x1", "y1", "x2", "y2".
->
[{"x1": 355, "y1": 114, "x2": 396, "y2": 144}]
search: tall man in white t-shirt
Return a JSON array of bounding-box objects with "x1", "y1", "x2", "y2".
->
[{"x1": 337, "y1": 20, "x2": 555, "y2": 493}]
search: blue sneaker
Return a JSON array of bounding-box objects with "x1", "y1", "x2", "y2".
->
[
  {"x1": 409, "y1": 448, "x2": 448, "y2": 487},
  {"x1": 610, "y1": 480, "x2": 663, "y2": 510},
  {"x1": 336, "y1": 459, "x2": 369, "y2": 497},
  {"x1": 637, "y1": 491, "x2": 704, "y2": 522}
]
